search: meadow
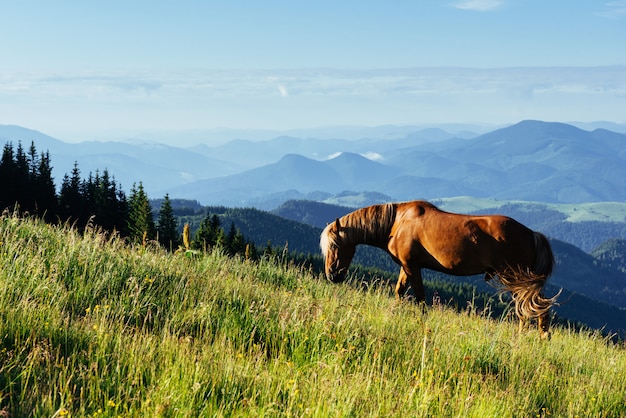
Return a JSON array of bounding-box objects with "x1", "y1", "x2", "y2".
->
[{"x1": 1, "y1": 214, "x2": 625, "y2": 417}]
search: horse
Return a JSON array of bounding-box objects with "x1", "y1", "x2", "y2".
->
[{"x1": 320, "y1": 200, "x2": 558, "y2": 339}]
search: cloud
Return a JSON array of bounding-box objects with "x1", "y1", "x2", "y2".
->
[
  {"x1": 596, "y1": 0, "x2": 626, "y2": 19},
  {"x1": 361, "y1": 152, "x2": 384, "y2": 161},
  {"x1": 453, "y1": 0, "x2": 502, "y2": 11},
  {"x1": 1, "y1": 67, "x2": 624, "y2": 138},
  {"x1": 278, "y1": 84, "x2": 289, "y2": 97}
]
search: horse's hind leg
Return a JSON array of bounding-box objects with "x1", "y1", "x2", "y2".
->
[
  {"x1": 538, "y1": 311, "x2": 551, "y2": 340},
  {"x1": 518, "y1": 316, "x2": 529, "y2": 334}
]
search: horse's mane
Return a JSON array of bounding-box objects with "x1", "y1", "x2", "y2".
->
[
  {"x1": 342, "y1": 203, "x2": 396, "y2": 245},
  {"x1": 321, "y1": 203, "x2": 396, "y2": 259}
]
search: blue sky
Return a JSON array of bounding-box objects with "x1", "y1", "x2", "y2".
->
[{"x1": 1, "y1": 0, "x2": 625, "y2": 142}]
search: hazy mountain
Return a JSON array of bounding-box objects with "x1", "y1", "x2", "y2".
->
[
  {"x1": 0, "y1": 125, "x2": 238, "y2": 196},
  {"x1": 169, "y1": 152, "x2": 401, "y2": 206},
  {"x1": 386, "y1": 120, "x2": 626, "y2": 203},
  {"x1": 3, "y1": 120, "x2": 626, "y2": 207},
  {"x1": 189, "y1": 128, "x2": 467, "y2": 171},
  {"x1": 169, "y1": 120, "x2": 626, "y2": 207}
]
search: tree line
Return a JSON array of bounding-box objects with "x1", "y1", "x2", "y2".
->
[{"x1": 0, "y1": 141, "x2": 256, "y2": 257}]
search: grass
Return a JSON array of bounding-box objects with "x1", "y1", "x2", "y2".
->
[{"x1": 1, "y1": 214, "x2": 625, "y2": 417}]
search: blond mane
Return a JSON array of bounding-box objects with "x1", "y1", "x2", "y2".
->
[{"x1": 320, "y1": 203, "x2": 396, "y2": 260}]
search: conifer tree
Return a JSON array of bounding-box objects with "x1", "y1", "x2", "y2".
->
[
  {"x1": 225, "y1": 222, "x2": 247, "y2": 256},
  {"x1": 0, "y1": 142, "x2": 16, "y2": 210},
  {"x1": 157, "y1": 194, "x2": 180, "y2": 251},
  {"x1": 34, "y1": 150, "x2": 57, "y2": 221},
  {"x1": 14, "y1": 142, "x2": 31, "y2": 212},
  {"x1": 127, "y1": 182, "x2": 155, "y2": 244},
  {"x1": 192, "y1": 213, "x2": 222, "y2": 251},
  {"x1": 59, "y1": 162, "x2": 85, "y2": 226}
]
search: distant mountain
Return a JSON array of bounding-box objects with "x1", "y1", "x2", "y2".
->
[
  {"x1": 169, "y1": 120, "x2": 626, "y2": 207},
  {"x1": 0, "y1": 125, "x2": 238, "y2": 197},
  {"x1": 170, "y1": 152, "x2": 401, "y2": 206},
  {"x1": 386, "y1": 120, "x2": 626, "y2": 202},
  {"x1": 3, "y1": 121, "x2": 626, "y2": 207},
  {"x1": 187, "y1": 128, "x2": 467, "y2": 171},
  {"x1": 0, "y1": 124, "x2": 465, "y2": 199}
]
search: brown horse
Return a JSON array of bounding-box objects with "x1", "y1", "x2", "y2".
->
[{"x1": 320, "y1": 200, "x2": 558, "y2": 339}]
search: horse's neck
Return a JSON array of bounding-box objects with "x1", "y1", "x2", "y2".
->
[{"x1": 342, "y1": 204, "x2": 394, "y2": 249}]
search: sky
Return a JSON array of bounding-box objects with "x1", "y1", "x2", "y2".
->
[{"x1": 1, "y1": 0, "x2": 625, "y2": 143}]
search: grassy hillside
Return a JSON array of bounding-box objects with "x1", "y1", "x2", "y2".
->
[{"x1": 1, "y1": 215, "x2": 626, "y2": 417}]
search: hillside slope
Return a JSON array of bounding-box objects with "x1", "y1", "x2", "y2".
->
[{"x1": 1, "y1": 215, "x2": 625, "y2": 417}]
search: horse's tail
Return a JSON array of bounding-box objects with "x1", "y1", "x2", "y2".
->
[
  {"x1": 497, "y1": 232, "x2": 558, "y2": 320},
  {"x1": 532, "y1": 231, "x2": 554, "y2": 278}
]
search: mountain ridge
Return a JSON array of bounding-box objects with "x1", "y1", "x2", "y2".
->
[
  {"x1": 2, "y1": 120, "x2": 625, "y2": 207},
  {"x1": 169, "y1": 120, "x2": 626, "y2": 207}
]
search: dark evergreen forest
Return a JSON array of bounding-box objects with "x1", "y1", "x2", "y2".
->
[{"x1": 0, "y1": 141, "x2": 255, "y2": 258}]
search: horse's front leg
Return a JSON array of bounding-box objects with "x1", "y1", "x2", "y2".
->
[
  {"x1": 395, "y1": 267, "x2": 425, "y2": 303},
  {"x1": 394, "y1": 267, "x2": 407, "y2": 301}
]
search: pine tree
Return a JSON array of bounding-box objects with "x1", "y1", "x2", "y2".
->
[
  {"x1": 192, "y1": 213, "x2": 221, "y2": 251},
  {"x1": 14, "y1": 142, "x2": 31, "y2": 212},
  {"x1": 92, "y1": 169, "x2": 120, "y2": 231},
  {"x1": 157, "y1": 194, "x2": 180, "y2": 251},
  {"x1": 224, "y1": 222, "x2": 246, "y2": 256},
  {"x1": 127, "y1": 182, "x2": 155, "y2": 244},
  {"x1": 35, "y1": 150, "x2": 57, "y2": 221},
  {"x1": 115, "y1": 185, "x2": 129, "y2": 235},
  {"x1": 59, "y1": 162, "x2": 85, "y2": 226},
  {"x1": 0, "y1": 142, "x2": 16, "y2": 210}
]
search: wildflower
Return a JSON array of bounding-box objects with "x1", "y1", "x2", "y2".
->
[
  {"x1": 108, "y1": 400, "x2": 116, "y2": 407},
  {"x1": 183, "y1": 223, "x2": 191, "y2": 250},
  {"x1": 85, "y1": 307, "x2": 91, "y2": 314},
  {"x1": 55, "y1": 408, "x2": 70, "y2": 417}
]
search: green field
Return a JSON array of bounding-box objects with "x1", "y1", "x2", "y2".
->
[{"x1": 1, "y1": 214, "x2": 625, "y2": 417}]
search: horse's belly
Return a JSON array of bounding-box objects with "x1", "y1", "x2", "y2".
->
[
  {"x1": 425, "y1": 256, "x2": 487, "y2": 276},
  {"x1": 417, "y1": 241, "x2": 492, "y2": 275}
]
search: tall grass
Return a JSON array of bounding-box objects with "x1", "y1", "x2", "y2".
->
[{"x1": 1, "y1": 214, "x2": 625, "y2": 417}]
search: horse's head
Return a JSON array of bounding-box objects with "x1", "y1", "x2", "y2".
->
[{"x1": 320, "y1": 218, "x2": 356, "y2": 283}]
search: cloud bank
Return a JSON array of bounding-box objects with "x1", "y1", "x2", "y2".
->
[
  {"x1": 1, "y1": 67, "x2": 624, "y2": 139},
  {"x1": 452, "y1": 0, "x2": 502, "y2": 11}
]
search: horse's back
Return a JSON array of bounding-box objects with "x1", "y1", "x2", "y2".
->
[{"x1": 393, "y1": 201, "x2": 537, "y2": 273}]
